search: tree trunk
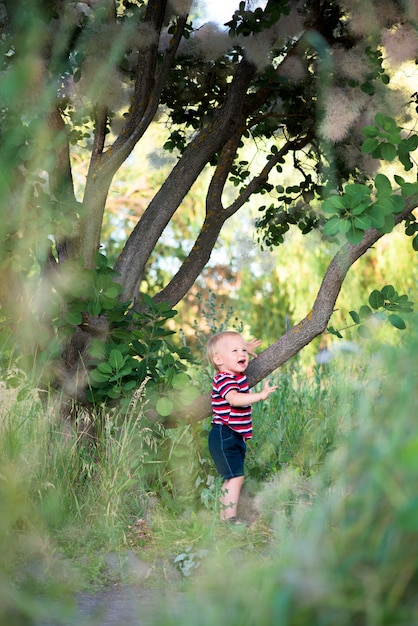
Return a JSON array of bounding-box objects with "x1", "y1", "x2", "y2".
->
[{"x1": 155, "y1": 201, "x2": 417, "y2": 427}]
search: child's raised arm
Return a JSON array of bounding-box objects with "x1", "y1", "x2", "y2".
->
[
  {"x1": 246, "y1": 338, "x2": 262, "y2": 358},
  {"x1": 226, "y1": 380, "x2": 278, "y2": 407}
]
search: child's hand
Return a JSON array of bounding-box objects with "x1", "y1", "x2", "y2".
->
[
  {"x1": 247, "y1": 338, "x2": 262, "y2": 358},
  {"x1": 260, "y1": 380, "x2": 278, "y2": 400}
]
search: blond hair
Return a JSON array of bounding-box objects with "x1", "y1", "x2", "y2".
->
[{"x1": 206, "y1": 330, "x2": 242, "y2": 367}]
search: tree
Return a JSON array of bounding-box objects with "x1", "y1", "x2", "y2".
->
[{"x1": 0, "y1": 0, "x2": 417, "y2": 428}]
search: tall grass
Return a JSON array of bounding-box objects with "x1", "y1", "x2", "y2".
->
[
  {"x1": 0, "y1": 380, "x2": 162, "y2": 624},
  {"x1": 1, "y1": 327, "x2": 418, "y2": 624},
  {"x1": 153, "y1": 331, "x2": 418, "y2": 625}
]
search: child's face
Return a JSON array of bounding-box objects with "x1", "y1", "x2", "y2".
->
[{"x1": 213, "y1": 334, "x2": 249, "y2": 375}]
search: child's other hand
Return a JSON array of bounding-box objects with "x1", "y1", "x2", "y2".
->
[
  {"x1": 247, "y1": 338, "x2": 262, "y2": 357},
  {"x1": 260, "y1": 380, "x2": 278, "y2": 400}
]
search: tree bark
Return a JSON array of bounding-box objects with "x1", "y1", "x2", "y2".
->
[
  {"x1": 114, "y1": 59, "x2": 258, "y2": 301},
  {"x1": 154, "y1": 200, "x2": 417, "y2": 427}
]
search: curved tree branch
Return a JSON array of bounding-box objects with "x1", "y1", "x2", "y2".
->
[
  {"x1": 152, "y1": 199, "x2": 417, "y2": 427},
  {"x1": 152, "y1": 131, "x2": 314, "y2": 308},
  {"x1": 114, "y1": 58, "x2": 258, "y2": 301},
  {"x1": 76, "y1": 2, "x2": 187, "y2": 266},
  {"x1": 45, "y1": 106, "x2": 78, "y2": 261}
]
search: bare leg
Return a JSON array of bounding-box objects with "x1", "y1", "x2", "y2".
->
[{"x1": 220, "y1": 476, "x2": 244, "y2": 520}]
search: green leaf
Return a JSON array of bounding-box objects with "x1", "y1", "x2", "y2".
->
[
  {"x1": 380, "y1": 142, "x2": 397, "y2": 161},
  {"x1": 399, "y1": 181, "x2": 418, "y2": 196},
  {"x1": 94, "y1": 252, "x2": 109, "y2": 269},
  {"x1": 322, "y1": 195, "x2": 345, "y2": 213},
  {"x1": 396, "y1": 295, "x2": 414, "y2": 312},
  {"x1": 357, "y1": 324, "x2": 371, "y2": 338},
  {"x1": 349, "y1": 310, "x2": 361, "y2": 324},
  {"x1": 375, "y1": 113, "x2": 395, "y2": 132},
  {"x1": 372, "y1": 198, "x2": 393, "y2": 217},
  {"x1": 107, "y1": 388, "x2": 121, "y2": 399},
  {"x1": 108, "y1": 349, "x2": 125, "y2": 370},
  {"x1": 388, "y1": 314, "x2": 406, "y2": 330},
  {"x1": 362, "y1": 125, "x2": 379, "y2": 138},
  {"x1": 403, "y1": 134, "x2": 418, "y2": 151},
  {"x1": 88, "y1": 299, "x2": 102, "y2": 316},
  {"x1": 369, "y1": 290, "x2": 384, "y2": 309},
  {"x1": 337, "y1": 220, "x2": 351, "y2": 234},
  {"x1": 97, "y1": 361, "x2": 113, "y2": 374},
  {"x1": 118, "y1": 365, "x2": 133, "y2": 377},
  {"x1": 64, "y1": 310, "x2": 82, "y2": 325},
  {"x1": 172, "y1": 372, "x2": 191, "y2": 390},
  {"x1": 156, "y1": 397, "x2": 174, "y2": 417},
  {"x1": 368, "y1": 205, "x2": 386, "y2": 228},
  {"x1": 104, "y1": 286, "x2": 121, "y2": 299},
  {"x1": 397, "y1": 147, "x2": 413, "y2": 171},
  {"x1": 131, "y1": 340, "x2": 147, "y2": 356},
  {"x1": 351, "y1": 203, "x2": 369, "y2": 216},
  {"x1": 405, "y1": 222, "x2": 418, "y2": 236},
  {"x1": 323, "y1": 216, "x2": 342, "y2": 236},
  {"x1": 379, "y1": 214, "x2": 395, "y2": 234},
  {"x1": 361, "y1": 137, "x2": 379, "y2": 153},
  {"x1": 135, "y1": 360, "x2": 147, "y2": 384},
  {"x1": 374, "y1": 173, "x2": 392, "y2": 194},
  {"x1": 388, "y1": 195, "x2": 405, "y2": 214},
  {"x1": 353, "y1": 215, "x2": 372, "y2": 230},
  {"x1": 345, "y1": 183, "x2": 370, "y2": 207},
  {"x1": 361, "y1": 81, "x2": 375, "y2": 95},
  {"x1": 381, "y1": 285, "x2": 396, "y2": 299},
  {"x1": 89, "y1": 339, "x2": 107, "y2": 359},
  {"x1": 327, "y1": 326, "x2": 343, "y2": 338},
  {"x1": 89, "y1": 368, "x2": 110, "y2": 383},
  {"x1": 346, "y1": 226, "x2": 364, "y2": 244},
  {"x1": 359, "y1": 305, "x2": 372, "y2": 319},
  {"x1": 122, "y1": 380, "x2": 137, "y2": 391}
]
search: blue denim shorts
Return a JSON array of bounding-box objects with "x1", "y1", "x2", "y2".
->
[{"x1": 208, "y1": 423, "x2": 247, "y2": 480}]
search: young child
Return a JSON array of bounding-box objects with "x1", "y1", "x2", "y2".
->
[{"x1": 207, "y1": 330, "x2": 277, "y2": 523}]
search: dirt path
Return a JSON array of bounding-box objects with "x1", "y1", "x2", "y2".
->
[
  {"x1": 42, "y1": 584, "x2": 187, "y2": 626},
  {"x1": 70, "y1": 585, "x2": 165, "y2": 626}
]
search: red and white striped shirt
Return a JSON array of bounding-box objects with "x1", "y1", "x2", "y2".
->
[{"x1": 211, "y1": 371, "x2": 252, "y2": 440}]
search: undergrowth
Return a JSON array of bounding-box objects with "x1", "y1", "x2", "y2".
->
[{"x1": 1, "y1": 328, "x2": 417, "y2": 624}]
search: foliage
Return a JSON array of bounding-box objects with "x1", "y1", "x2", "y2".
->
[
  {"x1": 247, "y1": 359, "x2": 338, "y2": 480},
  {"x1": 328, "y1": 284, "x2": 414, "y2": 339},
  {"x1": 1, "y1": 319, "x2": 418, "y2": 622},
  {"x1": 34, "y1": 251, "x2": 198, "y2": 412},
  {"x1": 0, "y1": 0, "x2": 416, "y2": 427},
  {"x1": 362, "y1": 112, "x2": 418, "y2": 172},
  {"x1": 155, "y1": 325, "x2": 418, "y2": 626},
  {"x1": 85, "y1": 276, "x2": 197, "y2": 412},
  {"x1": 173, "y1": 546, "x2": 209, "y2": 577},
  {"x1": 321, "y1": 115, "x2": 418, "y2": 246},
  {"x1": 1, "y1": 0, "x2": 418, "y2": 620}
]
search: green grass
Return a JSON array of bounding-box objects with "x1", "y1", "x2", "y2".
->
[
  {"x1": 152, "y1": 339, "x2": 418, "y2": 625},
  {"x1": 1, "y1": 332, "x2": 418, "y2": 624}
]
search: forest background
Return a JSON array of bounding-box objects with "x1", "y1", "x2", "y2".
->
[{"x1": 0, "y1": 0, "x2": 418, "y2": 624}]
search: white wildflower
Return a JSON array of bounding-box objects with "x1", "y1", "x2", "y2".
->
[
  {"x1": 381, "y1": 24, "x2": 418, "y2": 66},
  {"x1": 238, "y1": 32, "x2": 272, "y2": 71},
  {"x1": 194, "y1": 22, "x2": 232, "y2": 60},
  {"x1": 277, "y1": 55, "x2": 306, "y2": 83},
  {"x1": 332, "y1": 46, "x2": 371, "y2": 82},
  {"x1": 318, "y1": 87, "x2": 364, "y2": 143},
  {"x1": 169, "y1": 0, "x2": 193, "y2": 16}
]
